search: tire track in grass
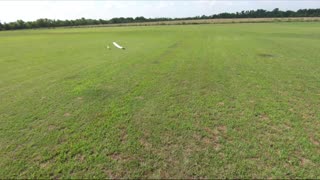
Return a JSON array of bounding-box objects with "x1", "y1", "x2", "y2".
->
[{"x1": 127, "y1": 34, "x2": 234, "y2": 178}]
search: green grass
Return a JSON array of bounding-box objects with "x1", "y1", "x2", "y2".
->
[{"x1": 0, "y1": 22, "x2": 319, "y2": 178}]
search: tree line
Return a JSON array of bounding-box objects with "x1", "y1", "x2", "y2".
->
[{"x1": 1, "y1": 8, "x2": 320, "y2": 31}]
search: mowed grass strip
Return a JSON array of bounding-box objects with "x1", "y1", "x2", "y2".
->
[{"x1": 0, "y1": 22, "x2": 319, "y2": 178}]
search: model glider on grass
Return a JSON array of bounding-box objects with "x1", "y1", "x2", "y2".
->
[{"x1": 113, "y1": 42, "x2": 125, "y2": 49}]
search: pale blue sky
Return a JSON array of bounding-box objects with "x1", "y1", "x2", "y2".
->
[{"x1": 0, "y1": 1, "x2": 319, "y2": 23}]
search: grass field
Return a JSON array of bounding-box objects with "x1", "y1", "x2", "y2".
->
[{"x1": 0, "y1": 22, "x2": 320, "y2": 178}]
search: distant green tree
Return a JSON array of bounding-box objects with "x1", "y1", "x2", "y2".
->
[
  {"x1": 135, "y1": 16, "x2": 146, "y2": 22},
  {"x1": 1, "y1": 8, "x2": 320, "y2": 31},
  {"x1": 16, "y1": 20, "x2": 26, "y2": 29}
]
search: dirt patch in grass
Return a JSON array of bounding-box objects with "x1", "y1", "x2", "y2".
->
[
  {"x1": 37, "y1": 155, "x2": 52, "y2": 170},
  {"x1": 279, "y1": 123, "x2": 292, "y2": 131},
  {"x1": 309, "y1": 136, "x2": 319, "y2": 146},
  {"x1": 201, "y1": 126, "x2": 227, "y2": 150},
  {"x1": 260, "y1": 114, "x2": 269, "y2": 121},
  {"x1": 103, "y1": 169, "x2": 119, "y2": 179},
  {"x1": 118, "y1": 126, "x2": 128, "y2": 144},
  {"x1": 48, "y1": 125, "x2": 56, "y2": 131},
  {"x1": 109, "y1": 152, "x2": 131, "y2": 162},
  {"x1": 217, "y1": 102, "x2": 225, "y2": 106},
  {"x1": 64, "y1": 112, "x2": 71, "y2": 117},
  {"x1": 302, "y1": 111, "x2": 315, "y2": 120},
  {"x1": 74, "y1": 154, "x2": 86, "y2": 162},
  {"x1": 40, "y1": 161, "x2": 50, "y2": 169},
  {"x1": 135, "y1": 96, "x2": 144, "y2": 100},
  {"x1": 300, "y1": 157, "x2": 314, "y2": 166},
  {"x1": 140, "y1": 137, "x2": 152, "y2": 149},
  {"x1": 217, "y1": 125, "x2": 227, "y2": 133}
]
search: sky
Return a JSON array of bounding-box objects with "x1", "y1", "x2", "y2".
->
[{"x1": 0, "y1": 1, "x2": 319, "y2": 23}]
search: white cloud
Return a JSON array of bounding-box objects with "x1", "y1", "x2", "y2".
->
[{"x1": 0, "y1": 1, "x2": 319, "y2": 23}]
